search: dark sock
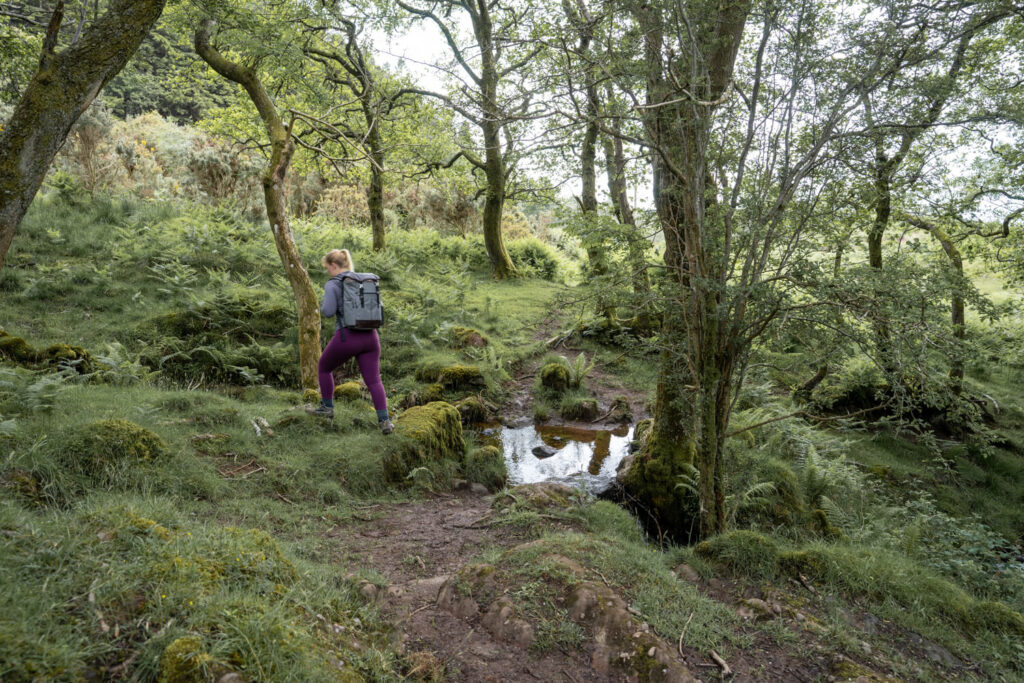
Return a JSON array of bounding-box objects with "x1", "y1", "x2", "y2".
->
[
  {"x1": 376, "y1": 409, "x2": 389, "y2": 422},
  {"x1": 322, "y1": 398, "x2": 335, "y2": 408}
]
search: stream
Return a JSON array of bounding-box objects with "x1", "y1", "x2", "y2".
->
[{"x1": 479, "y1": 422, "x2": 635, "y2": 493}]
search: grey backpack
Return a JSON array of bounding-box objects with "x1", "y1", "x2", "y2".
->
[{"x1": 333, "y1": 272, "x2": 383, "y2": 330}]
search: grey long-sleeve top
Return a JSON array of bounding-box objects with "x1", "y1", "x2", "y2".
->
[{"x1": 320, "y1": 277, "x2": 345, "y2": 331}]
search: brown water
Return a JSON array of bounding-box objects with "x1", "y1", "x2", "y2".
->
[{"x1": 478, "y1": 422, "x2": 634, "y2": 493}]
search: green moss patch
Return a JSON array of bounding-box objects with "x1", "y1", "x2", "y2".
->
[
  {"x1": 455, "y1": 396, "x2": 488, "y2": 424},
  {"x1": 333, "y1": 381, "x2": 363, "y2": 401},
  {"x1": 63, "y1": 419, "x2": 167, "y2": 479},
  {"x1": 559, "y1": 396, "x2": 598, "y2": 421},
  {"x1": 539, "y1": 362, "x2": 569, "y2": 393},
  {"x1": 451, "y1": 326, "x2": 489, "y2": 348},
  {"x1": 0, "y1": 331, "x2": 94, "y2": 373}
]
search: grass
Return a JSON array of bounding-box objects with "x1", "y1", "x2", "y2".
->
[{"x1": 4, "y1": 190, "x2": 1024, "y2": 679}]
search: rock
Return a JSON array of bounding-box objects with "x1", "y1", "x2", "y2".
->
[
  {"x1": 481, "y1": 428, "x2": 496, "y2": 437},
  {"x1": 493, "y1": 482, "x2": 575, "y2": 512},
  {"x1": 674, "y1": 564, "x2": 701, "y2": 584},
  {"x1": 539, "y1": 362, "x2": 570, "y2": 393},
  {"x1": 216, "y1": 675, "x2": 248, "y2": 683},
  {"x1": 468, "y1": 483, "x2": 490, "y2": 496},
  {"x1": 532, "y1": 445, "x2": 558, "y2": 459},
  {"x1": 385, "y1": 402, "x2": 465, "y2": 482},
  {"x1": 738, "y1": 598, "x2": 776, "y2": 621},
  {"x1": 481, "y1": 597, "x2": 535, "y2": 649},
  {"x1": 436, "y1": 578, "x2": 480, "y2": 619}
]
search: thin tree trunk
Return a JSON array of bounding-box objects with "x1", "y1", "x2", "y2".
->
[
  {"x1": 0, "y1": 0, "x2": 166, "y2": 269},
  {"x1": 195, "y1": 20, "x2": 320, "y2": 391},
  {"x1": 603, "y1": 125, "x2": 651, "y2": 325}
]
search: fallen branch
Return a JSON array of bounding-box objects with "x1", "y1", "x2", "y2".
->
[
  {"x1": 678, "y1": 611, "x2": 694, "y2": 656},
  {"x1": 276, "y1": 492, "x2": 295, "y2": 505},
  {"x1": 710, "y1": 650, "x2": 732, "y2": 677}
]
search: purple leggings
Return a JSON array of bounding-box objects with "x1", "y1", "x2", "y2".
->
[{"x1": 318, "y1": 329, "x2": 387, "y2": 411}]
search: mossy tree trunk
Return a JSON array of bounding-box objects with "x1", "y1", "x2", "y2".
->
[
  {"x1": 195, "y1": 20, "x2": 321, "y2": 391},
  {"x1": 0, "y1": 0, "x2": 166, "y2": 270},
  {"x1": 622, "y1": 0, "x2": 749, "y2": 541}
]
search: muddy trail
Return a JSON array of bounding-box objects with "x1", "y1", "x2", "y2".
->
[{"x1": 332, "y1": 485, "x2": 903, "y2": 683}]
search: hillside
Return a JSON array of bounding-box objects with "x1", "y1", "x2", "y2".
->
[{"x1": 1, "y1": 191, "x2": 1022, "y2": 682}]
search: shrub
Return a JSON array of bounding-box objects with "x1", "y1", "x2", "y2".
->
[{"x1": 507, "y1": 237, "x2": 561, "y2": 281}]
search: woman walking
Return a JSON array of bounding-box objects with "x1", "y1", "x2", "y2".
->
[{"x1": 309, "y1": 248, "x2": 394, "y2": 434}]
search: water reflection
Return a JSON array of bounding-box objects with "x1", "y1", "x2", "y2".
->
[{"x1": 489, "y1": 422, "x2": 634, "y2": 492}]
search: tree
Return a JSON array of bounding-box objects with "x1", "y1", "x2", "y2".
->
[
  {"x1": 396, "y1": 0, "x2": 545, "y2": 278},
  {"x1": 0, "y1": 0, "x2": 167, "y2": 270},
  {"x1": 617, "y1": 0, "x2": 936, "y2": 539},
  {"x1": 194, "y1": 17, "x2": 321, "y2": 392}
]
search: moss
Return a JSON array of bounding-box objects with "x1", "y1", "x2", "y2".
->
[
  {"x1": 157, "y1": 635, "x2": 212, "y2": 683},
  {"x1": 400, "y1": 383, "x2": 445, "y2": 408},
  {"x1": 829, "y1": 656, "x2": 896, "y2": 681},
  {"x1": 414, "y1": 363, "x2": 484, "y2": 390},
  {"x1": 695, "y1": 530, "x2": 780, "y2": 579},
  {"x1": 465, "y1": 445, "x2": 507, "y2": 491},
  {"x1": 451, "y1": 326, "x2": 489, "y2": 348},
  {"x1": 334, "y1": 381, "x2": 363, "y2": 401},
  {"x1": 778, "y1": 549, "x2": 830, "y2": 579},
  {"x1": 63, "y1": 419, "x2": 167, "y2": 478},
  {"x1": 385, "y1": 401, "x2": 465, "y2": 481},
  {"x1": 493, "y1": 482, "x2": 575, "y2": 512},
  {"x1": 437, "y1": 364, "x2": 485, "y2": 390},
  {"x1": 608, "y1": 395, "x2": 632, "y2": 422},
  {"x1": 302, "y1": 388, "x2": 320, "y2": 404},
  {"x1": 539, "y1": 362, "x2": 569, "y2": 393},
  {"x1": 620, "y1": 430, "x2": 700, "y2": 542},
  {"x1": 559, "y1": 396, "x2": 598, "y2": 421},
  {"x1": 2, "y1": 468, "x2": 44, "y2": 506},
  {"x1": 0, "y1": 332, "x2": 36, "y2": 362},
  {"x1": 632, "y1": 418, "x2": 652, "y2": 449},
  {"x1": 455, "y1": 396, "x2": 488, "y2": 424}
]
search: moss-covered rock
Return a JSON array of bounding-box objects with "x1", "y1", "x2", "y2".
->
[
  {"x1": 301, "y1": 388, "x2": 320, "y2": 404},
  {"x1": 695, "y1": 530, "x2": 780, "y2": 579},
  {"x1": 607, "y1": 395, "x2": 632, "y2": 423},
  {"x1": 415, "y1": 363, "x2": 485, "y2": 390},
  {"x1": 0, "y1": 331, "x2": 35, "y2": 362},
  {"x1": 464, "y1": 445, "x2": 506, "y2": 491},
  {"x1": 400, "y1": 383, "x2": 445, "y2": 409},
  {"x1": 2, "y1": 468, "x2": 44, "y2": 506},
  {"x1": 63, "y1": 419, "x2": 167, "y2": 478},
  {"x1": 0, "y1": 331, "x2": 94, "y2": 372},
  {"x1": 539, "y1": 362, "x2": 569, "y2": 393},
  {"x1": 811, "y1": 509, "x2": 844, "y2": 540},
  {"x1": 969, "y1": 600, "x2": 1024, "y2": 636},
  {"x1": 455, "y1": 396, "x2": 487, "y2": 424},
  {"x1": 778, "y1": 549, "x2": 831, "y2": 579},
  {"x1": 334, "y1": 381, "x2": 363, "y2": 401},
  {"x1": 451, "y1": 326, "x2": 489, "y2": 348},
  {"x1": 158, "y1": 635, "x2": 212, "y2": 683},
  {"x1": 560, "y1": 396, "x2": 599, "y2": 421},
  {"x1": 385, "y1": 402, "x2": 465, "y2": 481},
  {"x1": 493, "y1": 482, "x2": 575, "y2": 512},
  {"x1": 631, "y1": 418, "x2": 652, "y2": 451}
]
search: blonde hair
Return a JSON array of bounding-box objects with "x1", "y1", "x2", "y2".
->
[{"x1": 322, "y1": 249, "x2": 354, "y2": 272}]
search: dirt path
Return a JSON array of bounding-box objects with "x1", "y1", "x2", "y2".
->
[{"x1": 342, "y1": 489, "x2": 607, "y2": 681}]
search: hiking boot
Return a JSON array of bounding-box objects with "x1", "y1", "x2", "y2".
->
[
  {"x1": 306, "y1": 404, "x2": 334, "y2": 418},
  {"x1": 379, "y1": 419, "x2": 394, "y2": 435}
]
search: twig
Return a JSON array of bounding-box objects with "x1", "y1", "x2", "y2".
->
[
  {"x1": 276, "y1": 492, "x2": 295, "y2": 505},
  {"x1": 797, "y1": 573, "x2": 819, "y2": 597},
  {"x1": 710, "y1": 650, "x2": 732, "y2": 677},
  {"x1": 678, "y1": 611, "x2": 694, "y2": 656}
]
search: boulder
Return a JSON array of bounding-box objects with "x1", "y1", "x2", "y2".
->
[{"x1": 384, "y1": 402, "x2": 465, "y2": 482}]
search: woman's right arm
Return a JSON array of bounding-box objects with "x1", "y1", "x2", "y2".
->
[{"x1": 320, "y1": 281, "x2": 338, "y2": 317}]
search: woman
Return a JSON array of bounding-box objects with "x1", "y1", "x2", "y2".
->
[{"x1": 308, "y1": 248, "x2": 394, "y2": 434}]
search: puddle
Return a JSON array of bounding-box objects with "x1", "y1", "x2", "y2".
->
[{"x1": 478, "y1": 422, "x2": 634, "y2": 493}]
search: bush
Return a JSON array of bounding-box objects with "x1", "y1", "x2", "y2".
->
[{"x1": 508, "y1": 237, "x2": 561, "y2": 281}]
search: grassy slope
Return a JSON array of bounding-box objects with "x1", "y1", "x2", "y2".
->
[{"x1": 3, "y1": 193, "x2": 1024, "y2": 680}]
